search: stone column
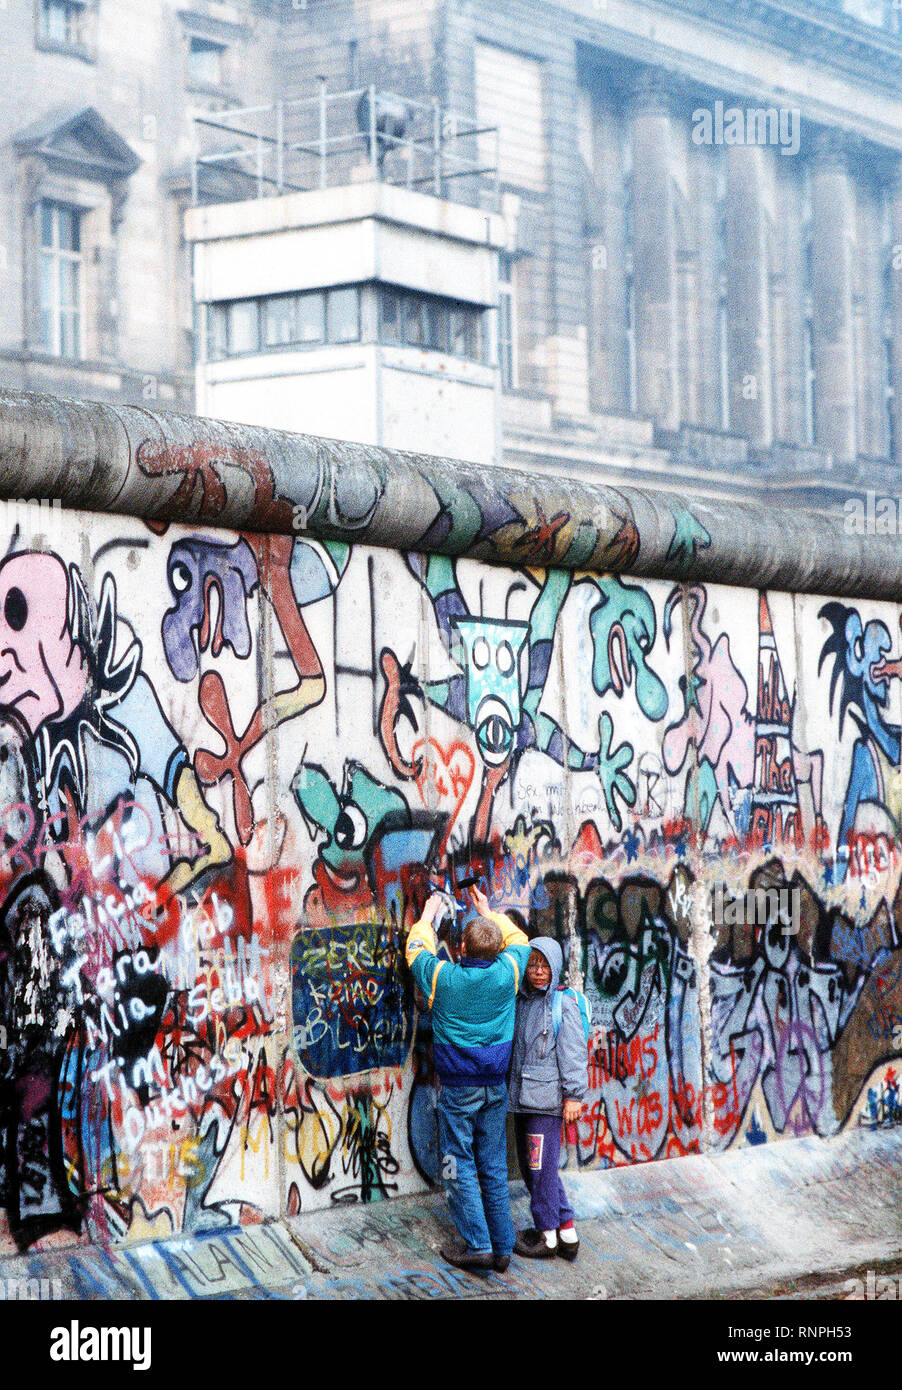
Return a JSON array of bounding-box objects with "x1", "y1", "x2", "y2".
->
[
  {"x1": 584, "y1": 92, "x2": 629, "y2": 414},
  {"x1": 853, "y1": 183, "x2": 886, "y2": 462},
  {"x1": 629, "y1": 71, "x2": 679, "y2": 429},
  {"x1": 889, "y1": 159, "x2": 902, "y2": 469},
  {"x1": 810, "y1": 131, "x2": 857, "y2": 463},
  {"x1": 725, "y1": 143, "x2": 773, "y2": 446},
  {"x1": 775, "y1": 159, "x2": 808, "y2": 447},
  {"x1": 693, "y1": 146, "x2": 723, "y2": 430},
  {"x1": 543, "y1": 39, "x2": 590, "y2": 420}
]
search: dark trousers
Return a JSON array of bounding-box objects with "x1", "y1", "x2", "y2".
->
[{"x1": 514, "y1": 1112, "x2": 575, "y2": 1233}]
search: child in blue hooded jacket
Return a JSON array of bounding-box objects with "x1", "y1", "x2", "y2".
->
[{"x1": 508, "y1": 936, "x2": 589, "y2": 1259}]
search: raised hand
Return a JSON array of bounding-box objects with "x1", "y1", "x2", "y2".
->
[
  {"x1": 467, "y1": 884, "x2": 492, "y2": 918},
  {"x1": 597, "y1": 711, "x2": 637, "y2": 832},
  {"x1": 423, "y1": 892, "x2": 448, "y2": 924}
]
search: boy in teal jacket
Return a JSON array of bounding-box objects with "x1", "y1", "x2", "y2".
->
[{"x1": 406, "y1": 885, "x2": 530, "y2": 1272}]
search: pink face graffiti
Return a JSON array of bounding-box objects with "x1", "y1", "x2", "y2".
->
[{"x1": 0, "y1": 553, "x2": 88, "y2": 733}]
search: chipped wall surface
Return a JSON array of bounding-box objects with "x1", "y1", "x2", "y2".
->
[{"x1": 0, "y1": 485, "x2": 900, "y2": 1256}]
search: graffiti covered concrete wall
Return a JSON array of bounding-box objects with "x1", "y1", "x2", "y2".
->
[{"x1": 0, "y1": 496, "x2": 899, "y2": 1257}]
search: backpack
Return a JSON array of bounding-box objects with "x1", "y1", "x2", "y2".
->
[{"x1": 550, "y1": 985, "x2": 592, "y2": 1042}]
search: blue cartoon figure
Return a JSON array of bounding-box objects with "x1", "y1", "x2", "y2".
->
[{"x1": 450, "y1": 616, "x2": 529, "y2": 767}]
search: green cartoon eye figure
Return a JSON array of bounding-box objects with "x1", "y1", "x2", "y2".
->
[
  {"x1": 292, "y1": 758, "x2": 411, "y2": 912},
  {"x1": 450, "y1": 617, "x2": 529, "y2": 767},
  {"x1": 380, "y1": 554, "x2": 670, "y2": 838}
]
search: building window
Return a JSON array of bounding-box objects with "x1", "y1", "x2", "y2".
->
[
  {"x1": 450, "y1": 304, "x2": 478, "y2": 360},
  {"x1": 378, "y1": 286, "x2": 484, "y2": 361},
  {"x1": 401, "y1": 295, "x2": 424, "y2": 347},
  {"x1": 498, "y1": 254, "x2": 517, "y2": 390},
  {"x1": 206, "y1": 300, "x2": 228, "y2": 361},
  {"x1": 207, "y1": 287, "x2": 361, "y2": 359},
  {"x1": 226, "y1": 299, "x2": 259, "y2": 356},
  {"x1": 380, "y1": 287, "x2": 401, "y2": 344},
  {"x1": 188, "y1": 36, "x2": 227, "y2": 90},
  {"x1": 327, "y1": 286, "x2": 361, "y2": 344},
  {"x1": 423, "y1": 299, "x2": 446, "y2": 352},
  {"x1": 296, "y1": 292, "x2": 326, "y2": 344},
  {"x1": 206, "y1": 285, "x2": 483, "y2": 362},
  {"x1": 39, "y1": 200, "x2": 82, "y2": 359},
  {"x1": 262, "y1": 295, "x2": 297, "y2": 349},
  {"x1": 39, "y1": 0, "x2": 85, "y2": 47}
]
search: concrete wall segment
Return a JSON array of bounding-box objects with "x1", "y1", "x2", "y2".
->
[
  {"x1": 0, "y1": 467, "x2": 897, "y2": 1254},
  {"x1": 0, "y1": 390, "x2": 900, "y2": 601}
]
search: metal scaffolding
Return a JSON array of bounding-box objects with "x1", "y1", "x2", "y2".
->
[{"x1": 190, "y1": 84, "x2": 500, "y2": 209}]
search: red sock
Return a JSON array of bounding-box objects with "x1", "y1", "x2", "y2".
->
[{"x1": 559, "y1": 1219, "x2": 575, "y2": 1230}]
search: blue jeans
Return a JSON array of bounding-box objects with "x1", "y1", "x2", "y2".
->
[{"x1": 437, "y1": 1082, "x2": 514, "y2": 1257}]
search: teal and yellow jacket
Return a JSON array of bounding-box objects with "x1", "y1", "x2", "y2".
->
[{"x1": 405, "y1": 909, "x2": 531, "y2": 1087}]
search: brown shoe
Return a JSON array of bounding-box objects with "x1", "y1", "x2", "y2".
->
[
  {"x1": 441, "y1": 1242, "x2": 493, "y2": 1271},
  {"x1": 493, "y1": 1253, "x2": 511, "y2": 1273},
  {"x1": 514, "y1": 1228, "x2": 558, "y2": 1259},
  {"x1": 557, "y1": 1235, "x2": 580, "y2": 1261}
]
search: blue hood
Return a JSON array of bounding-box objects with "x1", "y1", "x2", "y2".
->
[{"x1": 526, "y1": 935, "x2": 563, "y2": 992}]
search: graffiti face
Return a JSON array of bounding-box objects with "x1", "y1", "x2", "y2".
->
[
  {"x1": 820, "y1": 601, "x2": 900, "y2": 735},
  {"x1": 450, "y1": 617, "x2": 528, "y2": 766},
  {"x1": 819, "y1": 602, "x2": 902, "y2": 874},
  {"x1": 590, "y1": 579, "x2": 668, "y2": 721},
  {"x1": 846, "y1": 612, "x2": 893, "y2": 708},
  {"x1": 0, "y1": 554, "x2": 87, "y2": 733},
  {"x1": 163, "y1": 538, "x2": 258, "y2": 682},
  {"x1": 293, "y1": 759, "x2": 410, "y2": 904}
]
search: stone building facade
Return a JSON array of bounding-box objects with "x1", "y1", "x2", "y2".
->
[
  {"x1": 272, "y1": 0, "x2": 902, "y2": 507},
  {"x1": 4, "y1": 0, "x2": 902, "y2": 507},
  {"x1": 0, "y1": 0, "x2": 278, "y2": 407}
]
